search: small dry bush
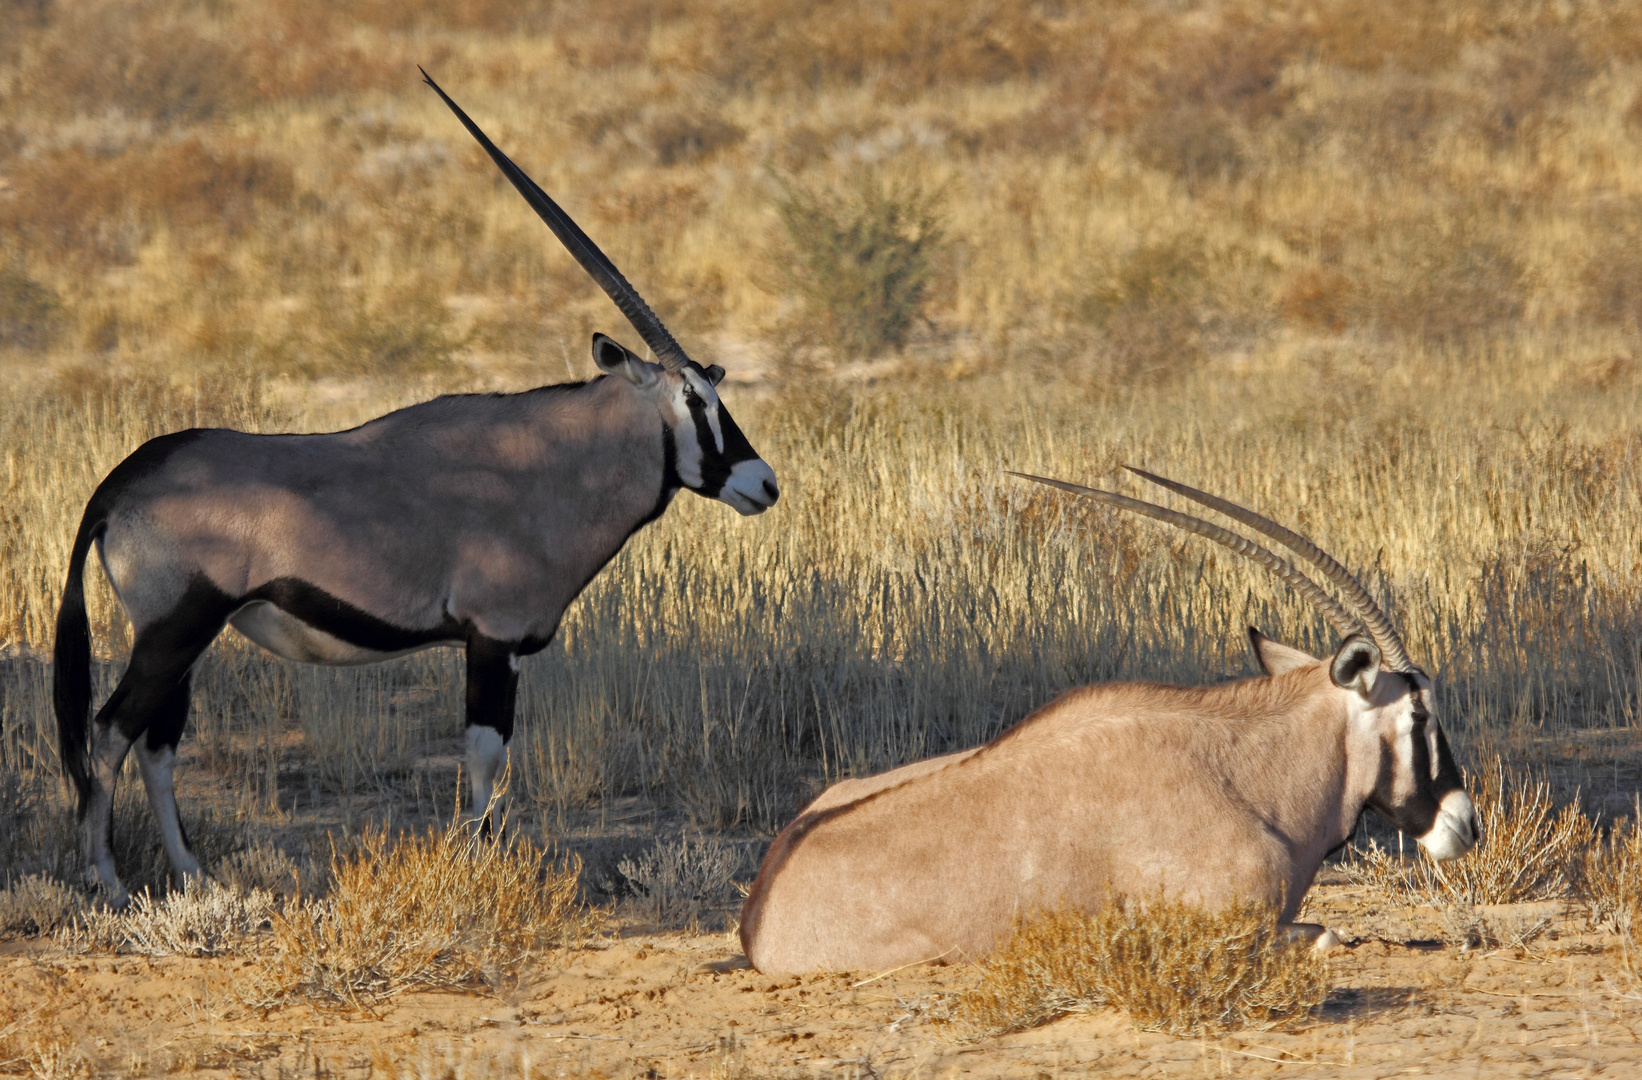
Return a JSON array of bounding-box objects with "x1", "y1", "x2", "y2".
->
[
  {"x1": 61, "y1": 878, "x2": 278, "y2": 957},
  {"x1": 616, "y1": 833, "x2": 745, "y2": 931},
  {"x1": 0, "y1": 874, "x2": 83, "y2": 938},
  {"x1": 953, "y1": 897, "x2": 1328, "y2": 1039},
  {"x1": 772, "y1": 172, "x2": 946, "y2": 361},
  {"x1": 1582, "y1": 812, "x2": 1642, "y2": 942},
  {"x1": 1345, "y1": 757, "x2": 1593, "y2": 907},
  {"x1": 244, "y1": 820, "x2": 598, "y2": 1011}
]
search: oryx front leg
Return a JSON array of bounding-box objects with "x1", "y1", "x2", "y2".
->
[{"x1": 464, "y1": 637, "x2": 520, "y2": 828}]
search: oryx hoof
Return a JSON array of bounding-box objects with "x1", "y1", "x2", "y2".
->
[{"x1": 86, "y1": 873, "x2": 131, "y2": 912}]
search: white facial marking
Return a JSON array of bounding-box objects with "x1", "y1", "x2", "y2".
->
[
  {"x1": 720, "y1": 457, "x2": 779, "y2": 516},
  {"x1": 1418, "y1": 789, "x2": 1479, "y2": 862},
  {"x1": 687, "y1": 372, "x2": 725, "y2": 453}
]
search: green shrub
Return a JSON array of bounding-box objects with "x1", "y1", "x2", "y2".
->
[{"x1": 774, "y1": 172, "x2": 946, "y2": 360}]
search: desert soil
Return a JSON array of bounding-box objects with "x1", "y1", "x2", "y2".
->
[{"x1": 4, "y1": 885, "x2": 1640, "y2": 1079}]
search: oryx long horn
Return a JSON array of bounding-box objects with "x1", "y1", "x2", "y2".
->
[
  {"x1": 422, "y1": 69, "x2": 690, "y2": 373},
  {"x1": 1009, "y1": 472, "x2": 1363, "y2": 642},
  {"x1": 1124, "y1": 467, "x2": 1415, "y2": 673}
]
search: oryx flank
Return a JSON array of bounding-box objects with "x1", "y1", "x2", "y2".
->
[
  {"x1": 54, "y1": 73, "x2": 779, "y2": 907},
  {"x1": 739, "y1": 468, "x2": 1477, "y2": 976}
]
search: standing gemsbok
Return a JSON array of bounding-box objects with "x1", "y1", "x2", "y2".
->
[
  {"x1": 53, "y1": 73, "x2": 779, "y2": 907},
  {"x1": 739, "y1": 468, "x2": 1478, "y2": 976}
]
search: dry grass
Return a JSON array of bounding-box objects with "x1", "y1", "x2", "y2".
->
[
  {"x1": 1344, "y1": 758, "x2": 1597, "y2": 908},
  {"x1": 60, "y1": 879, "x2": 279, "y2": 958},
  {"x1": 242, "y1": 817, "x2": 599, "y2": 1011},
  {"x1": 3, "y1": 0, "x2": 1642, "y2": 375},
  {"x1": 1582, "y1": 812, "x2": 1642, "y2": 953},
  {"x1": 616, "y1": 833, "x2": 749, "y2": 932},
  {"x1": 0, "y1": 874, "x2": 83, "y2": 939},
  {"x1": 952, "y1": 897, "x2": 1329, "y2": 1038}
]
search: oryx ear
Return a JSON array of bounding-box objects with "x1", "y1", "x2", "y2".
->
[
  {"x1": 1329, "y1": 635, "x2": 1381, "y2": 699},
  {"x1": 704, "y1": 364, "x2": 725, "y2": 386},
  {"x1": 1248, "y1": 627, "x2": 1318, "y2": 676},
  {"x1": 592, "y1": 333, "x2": 657, "y2": 387}
]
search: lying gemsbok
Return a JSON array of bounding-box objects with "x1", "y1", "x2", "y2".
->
[
  {"x1": 740, "y1": 468, "x2": 1478, "y2": 975},
  {"x1": 54, "y1": 74, "x2": 778, "y2": 907}
]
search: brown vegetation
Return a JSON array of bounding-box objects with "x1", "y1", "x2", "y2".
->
[
  {"x1": 2, "y1": 0, "x2": 1642, "y2": 374},
  {"x1": 953, "y1": 897, "x2": 1329, "y2": 1038},
  {"x1": 243, "y1": 818, "x2": 597, "y2": 1011}
]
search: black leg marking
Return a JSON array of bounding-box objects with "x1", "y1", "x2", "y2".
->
[
  {"x1": 466, "y1": 636, "x2": 520, "y2": 741},
  {"x1": 465, "y1": 635, "x2": 520, "y2": 825}
]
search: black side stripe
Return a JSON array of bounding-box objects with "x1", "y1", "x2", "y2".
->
[{"x1": 243, "y1": 577, "x2": 464, "y2": 653}]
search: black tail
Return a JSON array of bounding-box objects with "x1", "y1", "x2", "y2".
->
[{"x1": 54, "y1": 508, "x2": 104, "y2": 812}]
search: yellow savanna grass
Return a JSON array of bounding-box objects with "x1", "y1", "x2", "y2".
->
[
  {"x1": 953, "y1": 896, "x2": 1329, "y2": 1038},
  {"x1": 3, "y1": 0, "x2": 1642, "y2": 379},
  {"x1": 242, "y1": 818, "x2": 599, "y2": 1011}
]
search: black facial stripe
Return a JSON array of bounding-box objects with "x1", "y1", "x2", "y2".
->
[
  {"x1": 686, "y1": 401, "x2": 760, "y2": 497},
  {"x1": 244, "y1": 577, "x2": 464, "y2": 653}
]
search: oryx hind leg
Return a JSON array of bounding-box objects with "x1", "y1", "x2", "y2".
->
[
  {"x1": 133, "y1": 672, "x2": 205, "y2": 886},
  {"x1": 464, "y1": 636, "x2": 520, "y2": 828},
  {"x1": 85, "y1": 588, "x2": 231, "y2": 903}
]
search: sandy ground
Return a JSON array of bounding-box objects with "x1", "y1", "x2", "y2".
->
[{"x1": 4, "y1": 886, "x2": 1640, "y2": 1079}]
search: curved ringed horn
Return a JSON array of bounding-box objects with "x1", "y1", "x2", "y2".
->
[
  {"x1": 1124, "y1": 466, "x2": 1415, "y2": 673},
  {"x1": 422, "y1": 69, "x2": 690, "y2": 373},
  {"x1": 1008, "y1": 472, "x2": 1363, "y2": 642}
]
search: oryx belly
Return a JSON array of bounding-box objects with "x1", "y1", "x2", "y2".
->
[{"x1": 229, "y1": 600, "x2": 450, "y2": 665}]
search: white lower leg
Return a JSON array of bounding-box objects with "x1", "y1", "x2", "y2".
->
[
  {"x1": 134, "y1": 740, "x2": 202, "y2": 885},
  {"x1": 465, "y1": 725, "x2": 509, "y2": 820},
  {"x1": 84, "y1": 726, "x2": 133, "y2": 906}
]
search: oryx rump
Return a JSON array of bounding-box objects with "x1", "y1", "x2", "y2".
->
[
  {"x1": 54, "y1": 74, "x2": 779, "y2": 906},
  {"x1": 739, "y1": 468, "x2": 1476, "y2": 976}
]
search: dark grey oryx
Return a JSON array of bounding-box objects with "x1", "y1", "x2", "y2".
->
[{"x1": 54, "y1": 73, "x2": 779, "y2": 906}]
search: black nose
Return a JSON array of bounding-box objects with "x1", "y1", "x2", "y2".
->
[{"x1": 762, "y1": 478, "x2": 780, "y2": 503}]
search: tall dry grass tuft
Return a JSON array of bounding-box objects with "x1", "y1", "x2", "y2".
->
[
  {"x1": 953, "y1": 897, "x2": 1328, "y2": 1039},
  {"x1": 1345, "y1": 758, "x2": 1596, "y2": 907},
  {"x1": 243, "y1": 818, "x2": 599, "y2": 1011},
  {"x1": 1582, "y1": 812, "x2": 1642, "y2": 946}
]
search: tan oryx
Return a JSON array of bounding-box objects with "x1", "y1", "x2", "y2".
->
[
  {"x1": 53, "y1": 73, "x2": 779, "y2": 907},
  {"x1": 739, "y1": 468, "x2": 1477, "y2": 976}
]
